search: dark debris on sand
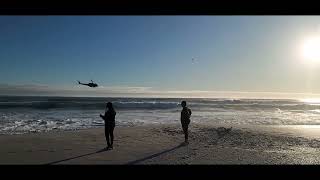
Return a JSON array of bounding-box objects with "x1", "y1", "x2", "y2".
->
[{"x1": 156, "y1": 124, "x2": 320, "y2": 152}]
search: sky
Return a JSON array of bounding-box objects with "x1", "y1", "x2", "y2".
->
[{"x1": 1, "y1": 16, "x2": 320, "y2": 99}]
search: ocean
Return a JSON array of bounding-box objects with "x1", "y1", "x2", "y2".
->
[{"x1": 1, "y1": 96, "x2": 320, "y2": 134}]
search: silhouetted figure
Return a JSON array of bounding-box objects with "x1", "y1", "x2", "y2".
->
[
  {"x1": 77, "y1": 80, "x2": 98, "y2": 88},
  {"x1": 180, "y1": 101, "x2": 192, "y2": 145},
  {"x1": 100, "y1": 102, "x2": 116, "y2": 150}
]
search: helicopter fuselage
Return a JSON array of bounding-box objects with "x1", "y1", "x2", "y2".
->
[{"x1": 78, "y1": 81, "x2": 98, "y2": 88}]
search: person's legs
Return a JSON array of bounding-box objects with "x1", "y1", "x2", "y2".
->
[
  {"x1": 184, "y1": 125, "x2": 189, "y2": 143},
  {"x1": 109, "y1": 125, "x2": 115, "y2": 148},
  {"x1": 182, "y1": 123, "x2": 189, "y2": 144},
  {"x1": 105, "y1": 125, "x2": 111, "y2": 148}
]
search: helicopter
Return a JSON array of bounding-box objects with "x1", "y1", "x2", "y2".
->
[{"x1": 77, "y1": 80, "x2": 98, "y2": 88}]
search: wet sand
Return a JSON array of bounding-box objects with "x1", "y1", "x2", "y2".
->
[{"x1": 1, "y1": 123, "x2": 320, "y2": 164}]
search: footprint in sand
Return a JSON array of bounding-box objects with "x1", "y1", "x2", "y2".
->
[{"x1": 181, "y1": 156, "x2": 189, "y2": 159}]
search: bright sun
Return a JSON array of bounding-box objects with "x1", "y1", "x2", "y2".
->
[
  {"x1": 302, "y1": 36, "x2": 320, "y2": 64},
  {"x1": 301, "y1": 98, "x2": 320, "y2": 104}
]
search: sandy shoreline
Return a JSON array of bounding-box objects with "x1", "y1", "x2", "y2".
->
[{"x1": 1, "y1": 123, "x2": 320, "y2": 164}]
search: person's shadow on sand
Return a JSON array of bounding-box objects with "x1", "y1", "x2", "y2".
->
[
  {"x1": 45, "y1": 147, "x2": 110, "y2": 165},
  {"x1": 126, "y1": 142, "x2": 185, "y2": 165}
]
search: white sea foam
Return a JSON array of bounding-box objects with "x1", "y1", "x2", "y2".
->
[{"x1": 1, "y1": 97, "x2": 320, "y2": 134}]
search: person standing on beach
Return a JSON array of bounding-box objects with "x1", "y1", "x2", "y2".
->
[
  {"x1": 100, "y1": 102, "x2": 116, "y2": 150},
  {"x1": 180, "y1": 101, "x2": 192, "y2": 145}
]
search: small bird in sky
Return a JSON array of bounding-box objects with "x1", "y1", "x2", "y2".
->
[{"x1": 192, "y1": 58, "x2": 198, "y2": 64}]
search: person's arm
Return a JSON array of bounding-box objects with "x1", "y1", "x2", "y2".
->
[
  {"x1": 188, "y1": 109, "x2": 192, "y2": 115},
  {"x1": 100, "y1": 111, "x2": 107, "y2": 120}
]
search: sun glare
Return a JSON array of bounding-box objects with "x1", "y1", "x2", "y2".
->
[
  {"x1": 301, "y1": 98, "x2": 320, "y2": 104},
  {"x1": 302, "y1": 36, "x2": 320, "y2": 64}
]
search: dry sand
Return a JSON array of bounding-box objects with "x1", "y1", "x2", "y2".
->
[{"x1": 1, "y1": 123, "x2": 320, "y2": 164}]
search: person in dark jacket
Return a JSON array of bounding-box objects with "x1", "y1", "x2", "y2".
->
[
  {"x1": 180, "y1": 101, "x2": 192, "y2": 145},
  {"x1": 100, "y1": 102, "x2": 116, "y2": 150}
]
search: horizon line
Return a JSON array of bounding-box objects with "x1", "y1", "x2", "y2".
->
[{"x1": 0, "y1": 94, "x2": 310, "y2": 101}]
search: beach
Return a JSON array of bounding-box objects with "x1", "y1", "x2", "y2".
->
[
  {"x1": 2, "y1": 123, "x2": 320, "y2": 164},
  {"x1": 4, "y1": 15, "x2": 320, "y2": 166}
]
